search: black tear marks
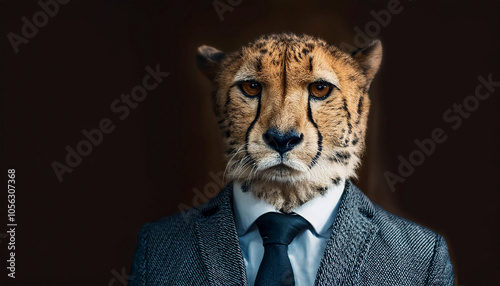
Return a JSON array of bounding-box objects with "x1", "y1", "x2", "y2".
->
[
  {"x1": 307, "y1": 101, "x2": 323, "y2": 168},
  {"x1": 332, "y1": 177, "x2": 341, "y2": 185},
  {"x1": 356, "y1": 95, "x2": 364, "y2": 125},
  {"x1": 309, "y1": 57, "x2": 313, "y2": 72},
  {"x1": 331, "y1": 151, "x2": 351, "y2": 165},
  {"x1": 244, "y1": 95, "x2": 262, "y2": 163}
]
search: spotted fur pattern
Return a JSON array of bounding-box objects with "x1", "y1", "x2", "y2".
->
[{"x1": 197, "y1": 33, "x2": 382, "y2": 212}]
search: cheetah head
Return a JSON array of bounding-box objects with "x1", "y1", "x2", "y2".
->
[{"x1": 197, "y1": 33, "x2": 382, "y2": 212}]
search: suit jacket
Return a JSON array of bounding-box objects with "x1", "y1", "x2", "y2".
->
[{"x1": 129, "y1": 181, "x2": 454, "y2": 285}]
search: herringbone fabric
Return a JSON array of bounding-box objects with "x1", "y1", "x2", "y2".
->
[{"x1": 129, "y1": 181, "x2": 454, "y2": 285}]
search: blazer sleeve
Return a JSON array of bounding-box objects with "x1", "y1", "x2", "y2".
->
[
  {"x1": 129, "y1": 223, "x2": 151, "y2": 286},
  {"x1": 425, "y1": 233, "x2": 455, "y2": 285}
]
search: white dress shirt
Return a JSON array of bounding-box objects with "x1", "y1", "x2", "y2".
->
[{"x1": 232, "y1": 180, "x2": 345, "y2": 286}]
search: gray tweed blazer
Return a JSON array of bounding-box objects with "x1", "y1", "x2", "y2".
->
[{"x1": 129, "y1": 181, "x2": 454, "y2": 285}]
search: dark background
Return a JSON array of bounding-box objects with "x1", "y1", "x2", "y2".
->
[{"x1": 1, "y1": 0, "x2": 498, "y2": 285}]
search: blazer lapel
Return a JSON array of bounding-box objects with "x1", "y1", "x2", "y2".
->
[
  {"x1": 314, "y1": 181, "x2": 379, "y2": 285},
  {"x1": 195, "y1": 183, "x2": 248, "y2": 286}
]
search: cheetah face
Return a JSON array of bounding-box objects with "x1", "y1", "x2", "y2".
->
[{"x1": 197, "y1": 34, "x2": 381, "y2": 209}]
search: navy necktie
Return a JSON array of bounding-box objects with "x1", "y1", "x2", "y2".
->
[{"x1": 254, "y1": 212, "x2": 309, "y2": 286}]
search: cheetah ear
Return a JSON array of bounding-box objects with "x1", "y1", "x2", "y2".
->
[
  {"x1": 196, "y1": 45, "x2": 225, "y2": 82},
  {"x1": 351, "y1": 39, "x2": 382, "y2": 84}
]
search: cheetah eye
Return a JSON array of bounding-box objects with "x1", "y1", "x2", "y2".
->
[
  {"x1": 309, "y1": 82, "x2": 334, "y2": 99},
  {"x1": 239, "y1": 81, "x2": 262, "y2": 97}
]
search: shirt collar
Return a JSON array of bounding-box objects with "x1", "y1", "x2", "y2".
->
[{"x1": 232, "y1": 180, "x2": 345, "y2": 238}]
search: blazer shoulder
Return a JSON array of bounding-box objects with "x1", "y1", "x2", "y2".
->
[
  {"x1": 135, "y1": 183, "x2": 233, "y2": 247},
  {"x1": 144, "y1": 210, "x2": 200, "y2": 236},
  {"x1": 129, "y1": 197, "x2": 223, "y2": 286},
  {"x1": 361, "y1": 199, "x2": 454, "y2": 284},
  {"x1": 350, "y1": 183, "x2": 439, "y2": 242},
  {"x1": 129, "y1": 186, "x2": 235, "y2": 285},
  {"x1": 371, "y1": 202, "x2": 438, "y2": 240},
  {"x1": 138, "y1": 205, "x2": 209, "y2": 245},
  {"x1": 131, "y1": 210, "x2": 201, "y2": 266}
]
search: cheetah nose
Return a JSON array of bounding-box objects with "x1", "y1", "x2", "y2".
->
[{"x1": 263, "y1": 128, "x2": 303, "y2": 155}]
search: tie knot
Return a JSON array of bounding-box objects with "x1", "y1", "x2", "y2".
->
[{"x1": 255, "y1": 212, "x2": 309, "y2": 246}]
